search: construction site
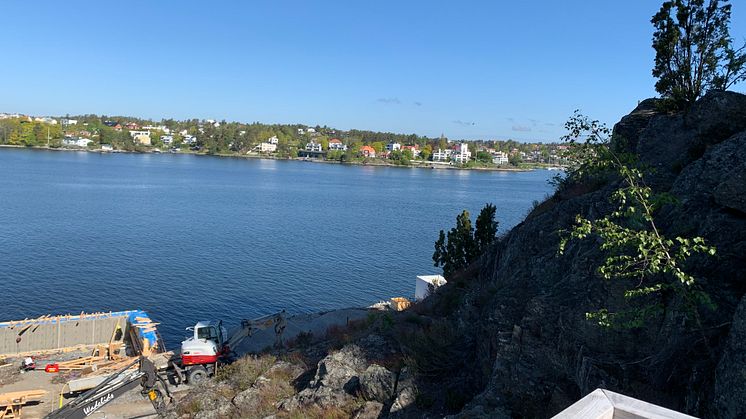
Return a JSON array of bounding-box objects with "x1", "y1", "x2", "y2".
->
[
  {"x1": 0, "y1": 275, "x2": 446, "y2": 418},
  {"x1": 0, "y1": 306, "x2": 379, "y2": 418},
  {"x1": 0, "y1": 310, "x2": 172, "y2": 418}
]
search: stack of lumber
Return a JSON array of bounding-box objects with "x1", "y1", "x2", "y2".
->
[
  {"x1": 56, "y1": 356, "x2": 106, "y2": 372},
  {"x1": 131, "y1": 317, "x2": 159, "y2": 334},
  {"x1": 390, "y1": 297, "x2": 412, "y2": 311},
  {"x1": 129, "y1": 317, "x2": 160, "y2": 355},
  {"x1": 55, "y1": 341, "x2": 132, "y2": 374},
  {"x1": 0, "y1": 390, "x2": 46, "y2": 419}
]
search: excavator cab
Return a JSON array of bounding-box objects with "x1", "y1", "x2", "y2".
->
[{"x1": 194, "y1": 320, "x2": 227, "y2": 347}]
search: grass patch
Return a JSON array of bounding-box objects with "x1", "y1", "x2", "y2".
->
[
  {"x1": 215, "y1": 355, "x2": 276, "y2": 391},
  {"x1": 277, "y1": 397, "x2": 366, "y2": 419},
  {"x1": 176, "y1": 399, "x2": 202, "y2": 416}
]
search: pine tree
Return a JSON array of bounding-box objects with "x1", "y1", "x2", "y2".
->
[
  {"x1": 433, "y1": 205, "x2": 498, "y2": 278},
  {"x1": 651, "y1": 0, "x2": 746, "y2": 107}
]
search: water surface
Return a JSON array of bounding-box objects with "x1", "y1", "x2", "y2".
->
[{"x1": 0, "y1": 149, "x2": 553, "y2": 346}]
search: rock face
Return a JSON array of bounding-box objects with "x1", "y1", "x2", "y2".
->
[
  {"x1": 359, "y1": 364, "x2": 397, "y2": 403},
  {"x1": 441, "y1": 91, "x2": 746, "y2": 418},
  {"x1": 711, "y1": 295, "x2": 746, "y2": 418},
  {"x1": 282, "y1": 334, "x2": 413, "y2": 417}
]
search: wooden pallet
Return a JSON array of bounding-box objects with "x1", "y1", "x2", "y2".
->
[{"x1": 0, "y1": 390, "x2": 46, "y2": 419}]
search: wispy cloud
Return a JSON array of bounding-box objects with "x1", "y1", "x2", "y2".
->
[
  {"x1": 512, "y1": 125, "x2": 532, "y2": 132},
  {"x1": 453, "y1": 120, "x2": 476, "y2": 126},
  {"x1": 376, "y1": 97, "x2": 401, "y2": 105},
  {"x1": 413, "y1": 101, "x2": 423, "y2": 107}
]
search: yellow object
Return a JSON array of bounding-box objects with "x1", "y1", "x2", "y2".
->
[{"x1": 390, "y1": 297, "x2": 411, "y2": 311}]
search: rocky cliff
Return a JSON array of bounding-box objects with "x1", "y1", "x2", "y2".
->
[
  {"x1": 166, "y1": 92, "x2": 746, "y2": 418},
  {"x1": 449, "y1": 91, "x2": 746, "y2": 418}
]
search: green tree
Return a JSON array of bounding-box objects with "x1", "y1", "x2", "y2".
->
[
  {"x1": 558, "y1": 113, "x2": 716, "y2": 328},
  {"x1": 420, "y1": 144, "x2": 432, "y2": 161},
  {"x1": 474, "y1": 204, "x2": 498, "y2": 251},
  {"x1": 319, "y1": 136, "x2": 329, "y2": 150},
  {"x1": 476, "y1": 151, "x2": 492, "y2": 163},
  {"x1": 651, "y1": 0, "x2": 746, "y2": 107},
  {"x1": 370, "y1": 141, "x2": 384, "y2": 153},
  {"x1": 433, "y1": 204, "x2": 499, "y2": 278}
]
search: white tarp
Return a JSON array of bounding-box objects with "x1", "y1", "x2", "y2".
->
[{"x1": 415, "y1": 275, "x2": 447, "y2": 301}]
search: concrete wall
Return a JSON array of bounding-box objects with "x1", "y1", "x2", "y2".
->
[{"x1": 0, "y1": 314, "x2": 128, "y2": 356}]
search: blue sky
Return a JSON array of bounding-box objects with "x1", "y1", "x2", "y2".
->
[{"x1": 1, "y1": 1, "x2": 744, "y2": 141}]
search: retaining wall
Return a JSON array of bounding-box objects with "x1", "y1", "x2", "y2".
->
[{"x1": 0, "y1": 312, "x2": 131, "y2": 356}]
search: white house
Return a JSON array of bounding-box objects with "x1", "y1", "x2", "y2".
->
[
  {"x1": 34, "y1": 117, "x2": 58, "y2": 125},
  {"x1": 258, "y1": 142, "x2": 277, "y2": 152},
  {"x1": 305, "y1": 141, "x2": 322, "y2": 152},
  {"x1": 183, "y1": 135, "x2": 197, "y2": 144},
  {"x1": 328, "y1": 139, "x2": 347, "y2": 151},
  {"x1": 386, "y1": 142, "x2": 401, "y2": 152},
  {"x1": 306, "y1": 128, "x2": 316, "y2": 134},
  {"x1": 63, "y1": 137, "x2": 92, "y2": 147},
  {"x1": 101, "y1": 144, "x2": 114, "y2": 151},
  {"x1": 432, "y1": 148, "x2": 453, "y2": 162},
  {"x1": 143, "y1": 125, "x2": 171, "y2": 134},
  {"x1": 62, "y1": 118, "x2": 78, "y2": 126},
  {"x1": 161, "y1": 135, "x2": 174, "y2": 145},
  {"x1": 492, "y1": 151, "x2": 509, "y2": 165},
  {"x1": 452, "y1": 143, "x2": 472, "y2": 164},
  {"x1": 267, "y1": 135, "x2": 279, "y2": 145}
]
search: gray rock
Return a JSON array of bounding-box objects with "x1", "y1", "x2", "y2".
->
[
  {"x1": 359, "y1": 364, "x2": 396, "y2": 403},
  {"x1": 233, "y1": 387, "x2": 261, "y2": 412},
  {"x1": 710, "y1": 294, "x2": 746, "y2": 418},
  {"x1": 353, "y1": 401, "x2": 384, "y2": 419},
  {"x1": 310, "y1": 344, "x2": 367, "y2": 392},
  {"x1": 389, "y1": 368, "x2": 417, "y2": 415},
  {"x1": 291, "y1": 386, "x2": 353, "y2": 410},
  {"x1": 281, "y1": 343, "x2": 370, "y2": 411},
  {"x1": 714, "y1": 162, "x2": 746, "y2": 213}
]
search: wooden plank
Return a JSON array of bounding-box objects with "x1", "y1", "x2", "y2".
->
[
  {"x1": 56, "y1": 356, "x2": 106, "y2": 370},
  {"x1": 0, "y1": 389, "x2": 47, "y2": 405},
  {"x1": 551, "y1": 389, "x2": 614, "y2": 419},
  {"x1": 603, "y1": 390, "x2": 697, "y2": 419}
]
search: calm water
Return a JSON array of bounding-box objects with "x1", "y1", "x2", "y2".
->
[{"x1": 0, "y1": 148, "x2": 553, "y2": 346}]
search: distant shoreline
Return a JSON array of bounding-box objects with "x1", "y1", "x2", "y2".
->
[{"x1": 0, "y1": 144, "x2": 553, "y2": 173}]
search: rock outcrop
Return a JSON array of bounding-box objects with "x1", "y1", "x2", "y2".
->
[{"x1": 440, "y1": 91, "x2": 746, "y2": 418}]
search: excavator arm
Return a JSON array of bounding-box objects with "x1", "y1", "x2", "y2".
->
[
  {"x1": 45, "y1": 357, "x2": 172, "y2": 419},
  {"x1": 226, "y1": 310, "x2": 286, "y2": 350}
]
